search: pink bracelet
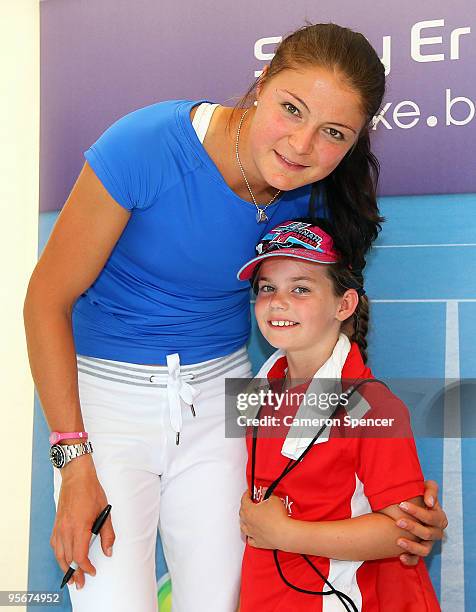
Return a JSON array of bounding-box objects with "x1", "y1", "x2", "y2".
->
[{"x1": 49, "y1": 431, "x2": 88, "y2": 446}]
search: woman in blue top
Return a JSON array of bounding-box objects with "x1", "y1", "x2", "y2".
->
[{"x1": 24, "y1": 23, "x2": 447, "y2": 612}]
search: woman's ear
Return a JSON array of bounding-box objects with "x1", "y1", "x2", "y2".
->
[
  {"x1": 256, "y1": 65, "x2": 269, "y2": 100},
  {"x1": 336, "y1": 289, "x2": 359, "y2": 322}
]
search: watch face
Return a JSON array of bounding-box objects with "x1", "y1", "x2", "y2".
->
[{"x1": 49, "y1": 444, "x2": 66, "y2": 469}]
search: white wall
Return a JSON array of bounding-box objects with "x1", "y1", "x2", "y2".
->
[{"x1": 0, "y1": 0, "x2": 40, "y2": 604}]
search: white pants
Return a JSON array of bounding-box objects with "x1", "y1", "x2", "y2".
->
[{"x1": 53, "y1": 347, "x2": 251, "y2": 612}]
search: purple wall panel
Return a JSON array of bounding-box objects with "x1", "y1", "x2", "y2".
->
[{"x1": 40, "y1": 0, "x2": 475, "y2": 211}]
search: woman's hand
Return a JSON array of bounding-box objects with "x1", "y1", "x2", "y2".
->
[
  {"x1": 239, "y1": 490, "x2": 290, "y2": 550},
  {"x1": 396, "y1": 480, "x2": 448, "y2": 565},
  {"x1": 50, "y1": 455, "x2": 115, "y2": 590}
]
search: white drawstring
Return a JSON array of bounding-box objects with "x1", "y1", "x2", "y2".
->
[
  {"x1": 164, "y1": 353, "x2": 200, "y2": 444},
  {"x1": 79, "y1": 348, "x2": 247, "y2": 445}
]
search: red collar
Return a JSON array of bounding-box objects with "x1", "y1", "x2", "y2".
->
[{"x1": 342, "y1": 341, "x2": 373, "y2": 380}]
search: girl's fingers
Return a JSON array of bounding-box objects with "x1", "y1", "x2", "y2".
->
[{"x1": 397, "y1": 537, "x2": 433, "y2": 558}]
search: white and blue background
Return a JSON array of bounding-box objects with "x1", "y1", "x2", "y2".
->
[{"x1": 13, "y1": 0, "x2": 475, "y2": 610}]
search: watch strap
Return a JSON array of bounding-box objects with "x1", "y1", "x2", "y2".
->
[{"x1": 63, "y1": 441, "x2": 93, "y2": 463}]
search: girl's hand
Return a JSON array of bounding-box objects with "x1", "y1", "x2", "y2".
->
[
  {"x1": 396, "y1": 480, "x2": 448, "y2": 565},
  {"x1": 239, "y1": 490, "x2": 290, "y2": 550}
]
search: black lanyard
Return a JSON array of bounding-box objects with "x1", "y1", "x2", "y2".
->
[{"x1": 250, "y1": 377, "x2": 389, "y2": 612}]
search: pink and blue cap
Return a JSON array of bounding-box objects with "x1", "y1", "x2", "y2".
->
[{"x1": 237, "y1": 220, "x2": 341, "y2": 281}]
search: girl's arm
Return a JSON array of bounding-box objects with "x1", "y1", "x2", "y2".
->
[
  {"x1": 240, "y1": 491, "x2": 423, "y2": 561},
  {"x1": 280, "y1": 498, "x2": 423, "y2": 560}
]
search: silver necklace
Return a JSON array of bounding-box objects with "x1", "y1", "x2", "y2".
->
[{"x1": 235, "y1": 108, "x2": 281, "y2": 223}]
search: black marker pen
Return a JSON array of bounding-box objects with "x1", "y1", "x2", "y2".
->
[{"x1": 60, "y1": 504, "x2": 112, "y2": 589}]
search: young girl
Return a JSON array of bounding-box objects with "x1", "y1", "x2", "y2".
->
[{"x1": 237, "y1": 218, "x2": 440, "y2": 611}]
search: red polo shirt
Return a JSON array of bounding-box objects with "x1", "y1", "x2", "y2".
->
[{"x1": 240, "y1": 342, "x2": 439, "y2": 611}]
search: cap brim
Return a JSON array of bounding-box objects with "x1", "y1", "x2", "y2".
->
[{"x1": 237, "y1": 249, "x2": 338, "y2": 281}]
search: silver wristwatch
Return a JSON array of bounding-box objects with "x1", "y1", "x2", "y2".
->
[{"x1": 49, "y1": 441, "x2": 94, "y2": 469}]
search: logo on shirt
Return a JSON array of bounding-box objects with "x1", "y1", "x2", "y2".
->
[{"x1": 253, "y1": 484, "x2": 295, "y2": 516}]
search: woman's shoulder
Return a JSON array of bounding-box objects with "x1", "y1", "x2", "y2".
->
[
  {"x1": 83, "y1": 99, "x2": 207, "y2": 211},
  {"x1": 98, "y1": 99, "x2": 204, "y2": 141}
]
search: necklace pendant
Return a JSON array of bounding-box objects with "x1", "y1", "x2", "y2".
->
[{"x1": 256, "y1": 208, "x2": 268, "y2": 223}]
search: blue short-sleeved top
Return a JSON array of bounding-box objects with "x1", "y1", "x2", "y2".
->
[{"x1": 72, "y1": 100, "x2": 321, "y2": 365}]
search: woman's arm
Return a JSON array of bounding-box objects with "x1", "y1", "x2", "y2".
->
[
  {"x1": 24, "y1": 161, "x2": 131, "y2": 588},
  {"x1": 240, "y1": 491, "x2": 422, "y2": 561},
  {"x1": 24, "y1": 162, "x2": 130, "y2": 438}
]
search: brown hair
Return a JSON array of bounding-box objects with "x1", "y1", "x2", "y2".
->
[
  {"x1": 235, "y1": 22, "x2": 386, "y2": 272},
  {"x1": 327, "y1": 264, "x2": 370, "y2": 364}
]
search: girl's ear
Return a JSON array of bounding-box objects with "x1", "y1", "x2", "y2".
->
[
  {"x1": 256, "y1": 65, "x2": 270, "y2": 100},
  {"x1": 336, "y1": 289, "x2": 359, "y2": 322}
]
